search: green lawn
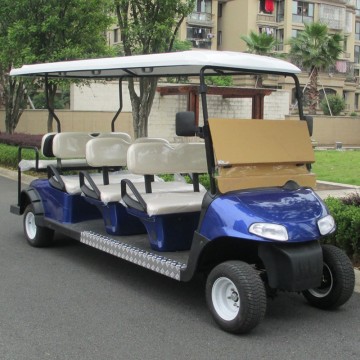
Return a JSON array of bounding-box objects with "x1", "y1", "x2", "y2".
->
[{"x1": 313, "y1": 150, "x2": 360, "y2": 186}]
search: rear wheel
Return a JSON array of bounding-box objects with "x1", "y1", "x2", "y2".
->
[
  {"x1": 23, "y1": 204, "x2": 54, "y2": 247},
  {"x1": 302, "y1": 244, "x2": 355, "y2": 309},
  {"x1": 206, "y1": 261, "x2": 266, "y2": 334}
]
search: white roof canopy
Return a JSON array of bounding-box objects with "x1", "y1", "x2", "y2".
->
[{"x1": 10, "y1": 50, "x2": 300, "y2": 79}]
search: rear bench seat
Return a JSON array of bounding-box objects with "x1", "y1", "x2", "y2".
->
[
  {"x1": 48, "y1": 132, "x2": 134, "y2": 194},
  {"x1": 120, "y1": 141, "x2": 208, "y2": 251}
]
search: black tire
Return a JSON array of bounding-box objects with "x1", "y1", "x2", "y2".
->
[
  {"x1": 23, "y1": 204, "x2": 54, "y2": 247},
  {"x1": 302, "y1": 244, "x2": 355, "y2": 309},
  {"x1": 206, "y1": 261, "x2": 266, "y2": 334}
]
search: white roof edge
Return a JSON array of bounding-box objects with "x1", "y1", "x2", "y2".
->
[{"x1": 10, "y1": 50, "x2": 300, "y2": 77}]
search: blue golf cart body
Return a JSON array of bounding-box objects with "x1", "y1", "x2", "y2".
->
[{"x1": 10, "y1": 51, "x2": 355, "y2": 334}]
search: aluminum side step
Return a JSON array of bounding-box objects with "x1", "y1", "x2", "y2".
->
[{"x1": 81, "y1": 231, "x2": 187, "y2": 280}]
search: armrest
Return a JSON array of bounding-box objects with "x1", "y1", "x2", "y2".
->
[
  {"x1": 47, "y1": 164, "x2": 66, "y2": 192},
  {"x1": 121, "y1": 179, "x2": 147, "y2": 212},
  {"x1": 79, "y1": 171, "x2": 101, "y2": 200}
]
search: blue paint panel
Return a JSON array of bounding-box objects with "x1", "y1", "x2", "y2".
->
[
  {"x1": 82, "y1": 197, "x2": 146, "y2": 236},
  {"x1": 31, "y1": 179, "x2": 101, "y2": 223},
  {"x1": 127, "y1": 208, "x2": 200, "y2": 252},
  {"x1": 200, "y1": 187, "x2": 328, "y2": 242}
]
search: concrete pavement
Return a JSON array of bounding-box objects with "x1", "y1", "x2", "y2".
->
[{"x1": 1, "y1": 167, "x2": 359, "y2": 292}]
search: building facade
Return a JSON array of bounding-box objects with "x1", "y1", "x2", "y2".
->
[{"x1": 108, "y1": 0, "x2": 360, "y2": 113}]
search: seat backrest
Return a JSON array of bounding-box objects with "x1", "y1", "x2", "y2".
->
[
  {"x1": 85, "y1": 137, "x2": 131, "y2": 167},
  {"x1": 134, "y1": 137, "x2": 169, "y2": 144},
  {"x1": 127, "y1": 142, "x2": 207, "y2": 175},
  {"x1": 97, "y1": 132, "x2": 132, "y2": 143},
  {"x1": 41, "y1": 132, "x2": 56, "y2": 157},
  {"x1": 52, "y1": 132, "x2": 94, "y2": 159}
]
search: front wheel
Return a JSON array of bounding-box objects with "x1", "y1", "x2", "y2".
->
[
  {"x1": 23, "y1": 204, "x2": 54, "y2": 247},
  {"x1": 302, "y1": 244, "x2": 355, "y2": 309},
  {"x1": 206, "y1": 261, "x2": 266, "y2": 334}
]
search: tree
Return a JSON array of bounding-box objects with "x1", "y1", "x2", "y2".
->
[
  {"x1": 114, "y1": 0, "x2": 195, "y2": 138},
  {"x1": 241, "y1": 30, "x2": 281, "y2": 87},
  {"x1": 289, "y1": 22, "x2": 343, "y2": 115},
  {"x1": 320, "y1": 94, "x2": 345, "y2": 116},
  {"x1": 0, "y1": 2, "x2": 30, "y2": 134},
  {"x1": 0, "y1": 0, "x2": 114, "y2": 133},
  {"x1": 241, "y1": 31, "x2": 280, "y2": 56}
]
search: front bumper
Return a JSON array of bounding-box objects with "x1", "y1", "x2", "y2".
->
[{"x1": 258, "y1": 241, "x2": 323, "y2": 292}]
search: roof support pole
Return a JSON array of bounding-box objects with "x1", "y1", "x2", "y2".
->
[
  {"x1": 200, "y1": 68, "x2": 217, "y2": 195},
  {"x1": 111, "y1": 78, "x2": 124, "y2": 132}
]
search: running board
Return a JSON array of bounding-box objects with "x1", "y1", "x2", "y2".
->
[{"x1": 80, "y1": 231, "x2": 187, "y2": 280}]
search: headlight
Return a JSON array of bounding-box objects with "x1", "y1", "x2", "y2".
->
[
  {"x1": 317, "y1": 215, "x2": 335, "y2": 235},
  {"x1": 249, "y1": 223, "x2": 288, "y2": 241}
]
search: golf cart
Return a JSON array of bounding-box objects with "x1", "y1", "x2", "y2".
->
[{"x1": 10, "y1": 50, "x2": 355, "y2": 334}]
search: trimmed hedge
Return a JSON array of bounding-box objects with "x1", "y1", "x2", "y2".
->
[
  {"x1": 0, "y1": 133, "x2": 46, "y2": 169},
  {"x1": 324, "y1": 196, "x2": 360, "y2": 262},
  {"x1": 0, "y1": 132, "x2": 42, "y2": 148}
]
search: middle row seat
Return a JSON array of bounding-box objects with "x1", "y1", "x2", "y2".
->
[{"x1": 83, "y1": 142, "x2": 207, "y2": 204}]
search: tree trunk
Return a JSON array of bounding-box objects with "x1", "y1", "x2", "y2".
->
[
  {"x1": 128, "y1": 77, "x2": 158, "y2": 139},
  {"x1": 1, "y1": 72, "x2": 26, "y2": 134},
  {"x1": 308, "y1": 66, "x2": 318, "y2": 115}
]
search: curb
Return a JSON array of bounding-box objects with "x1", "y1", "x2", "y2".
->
[
  {"x1": 1, "y1": 168, "x2": 359, "y2": 293},
  {"x1": 355, "y1": 269, "x2": 360, "y2": 294},
  {"x1": 0, "y1": 167, "x2": 35, "y2": 185}
]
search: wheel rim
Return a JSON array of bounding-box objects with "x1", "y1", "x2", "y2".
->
[
  {"x1": 25, "y1": 211, "x2": 37, "y2": 240},
  {"x1": 308, "y1": 263, "x2": 333, "y2": 298},
  {"x1": 212, "y1": 277, "x2": 240, "y2": 321}
]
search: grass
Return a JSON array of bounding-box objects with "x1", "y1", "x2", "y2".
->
[{"x1": 313, "y1": 150, "x2": 360, "y2": 186}]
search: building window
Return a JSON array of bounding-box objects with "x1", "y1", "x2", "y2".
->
[
  {"x1": 357, "y1": 0, "x2": 360, "y2": 17},
  {"x1": 292, "y1": 1, "x2": 314, "y2": 24},
  {"x1": 196, "y1": 0, "x2": 211, "y2": 14},
  {"x1": 113, "y1": 28, "x2": 119, "y2": 43},
  {"x1": 259, "y1": 0, "x2": 275, "y2": 14},
  {"x1": 259, "y1": 27, "x2": 275, "y2": 36},
  {"x1": 218, "y1": 3, "x2": 222, "y2": 18},
  {"x1": 355, "y1": 45, "x2": 360, "y2": 64},
  {"x1": 187, "y1": 26, "x2": 213, "y2": 49},
  {"x1": 275, "y1": 29, "x2": 284, "y2": 51},
  {"x1": 356, "y1": 22, "x2": 360, "y2": 41},
  {"x1": 343, "y1": 36, "x2": 347, "y2": 53},
  {"x1": 276, "y1": 0, "x2": 285, "y2": 22},
  {"x1": 355, "y1": 94, "x2": 359, "y2": 111},
  {"x1": 217, "y1": 31, "x2": 222, "y2": 47},
  {"x1": 189, "y1": 0, "x2": 212, "y2": 22},
  {"x1": 291, "y1": 29, "x2": 302, "y2": 38}
]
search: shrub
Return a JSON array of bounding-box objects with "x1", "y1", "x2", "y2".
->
[
  {"x1": 324, "y1": 197, "x2": 360, "y2": 262},
  {"x1": 320, "y1": 94, "x2": 345, "y2": 116},
  {"x1": 0, "y1": 132, "x2": 42, "y2": 148}
]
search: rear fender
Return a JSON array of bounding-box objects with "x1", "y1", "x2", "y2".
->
[{"x1": 15, "y1": 187, "x2": 46, "y2": 226}]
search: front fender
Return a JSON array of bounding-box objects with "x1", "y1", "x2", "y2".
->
[{"x1": 199, "y1": 187, "x2": 329, "y2": 242}]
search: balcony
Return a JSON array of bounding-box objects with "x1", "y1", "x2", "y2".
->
[
  {"x1": 187, "y1": 12, "x2": 214, "y2": 27},
  {"x1": 257, "y1": 13, "x2": 276, "y2": 24}
]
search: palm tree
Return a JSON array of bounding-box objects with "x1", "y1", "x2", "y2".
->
[
  {"x1": 241, "y1": 31, "x2": 281, "y2": 87},
  {"x1": 289, "y1": 22, "x2": 343, "y2": 115},
  {"x1": 241, "y1": 31, "x2": 279, "y2": 56}
]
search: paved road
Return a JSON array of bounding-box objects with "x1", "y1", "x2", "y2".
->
[{"x1": 1, "y1": 175, "x2": 359, "y2": 360}]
